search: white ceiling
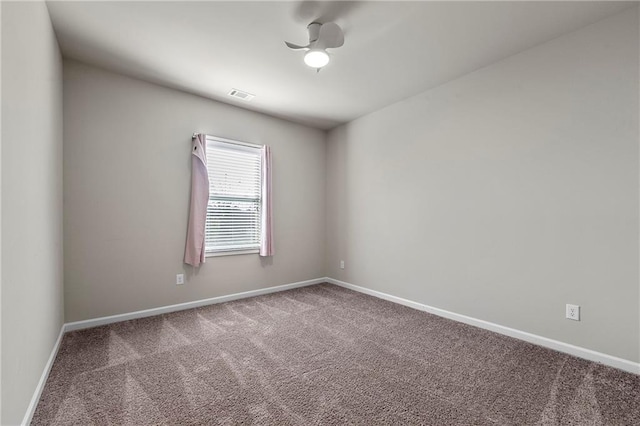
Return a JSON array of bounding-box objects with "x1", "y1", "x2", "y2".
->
[{"x1": 46, "y1": 1, "x2": 634, "y2": 130}]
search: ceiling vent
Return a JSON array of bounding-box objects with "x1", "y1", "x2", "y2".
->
[{"x1": 228, "y1": 89, "x2": 255, "y2": 101}]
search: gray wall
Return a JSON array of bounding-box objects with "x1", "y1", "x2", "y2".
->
[
  {"x1": 63, "y1": 60, "x2": 326, "y2": 322},
  {"x1": 1, "y1": 1, "x2": 65, "y2": 424},
  {"x1": 326, "y1": 10, "x2": 639, "y2": 362}
]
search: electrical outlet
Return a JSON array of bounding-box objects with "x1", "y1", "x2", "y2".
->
[
  {"x1": 176, "y1": 274, "x2": 184, "y2": 285},
  {"x1": 340, "y1": 260, "x2": 345, "y2": 269},
  {"x1": 566, "y1": 304, "x2": 580, "y2": 321}
]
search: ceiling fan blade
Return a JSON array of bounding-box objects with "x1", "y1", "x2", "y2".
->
[
  {"x1": 317, "y1": 22, "x2": 344, "y2": 49},
  {"x1": 284, "y1": 41, "x2": 310, "y2": 50}
]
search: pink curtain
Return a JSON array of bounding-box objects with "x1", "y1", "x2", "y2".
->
[
  {"x1": 260, "y1": 145, "x2": 274, "y2": 256},
  {"x1": 184, "y1": 134, "x2": 209, "y2": 266}
]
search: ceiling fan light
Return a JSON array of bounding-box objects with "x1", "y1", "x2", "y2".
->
[{"x1": 304, "y1": 50, "x2": 330, "y2": 68}]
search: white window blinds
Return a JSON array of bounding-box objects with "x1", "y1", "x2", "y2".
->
[{"x1": 205, "y1": 137, "x2": 262, "y2": 253}]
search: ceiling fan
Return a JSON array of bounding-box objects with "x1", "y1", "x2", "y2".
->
[{"x1": 285, "y1": 22, "x2": 344, "y2": 70}]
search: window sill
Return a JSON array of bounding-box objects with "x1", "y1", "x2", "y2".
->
[{"x1": 206, "y1": 249, "x2": 259, "y2": 257}]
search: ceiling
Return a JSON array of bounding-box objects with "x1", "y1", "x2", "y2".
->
[{"x1": 46, "y1": 1, "x2": 634, "y2": 130}]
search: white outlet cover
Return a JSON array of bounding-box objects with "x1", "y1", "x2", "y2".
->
[
  {"x1": 566, "y1": 304, "x2": 580, "y2": 321},
  {"x1": 176, "y1": 274, "x2": 185, "y2": 285},
  {"x1": 340, "y1": 260, "x2": 345, "y2": 269}
]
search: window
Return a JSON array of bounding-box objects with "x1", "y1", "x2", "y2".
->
[{"x1": 205, "y1": 136, "x2": 262, "y2": 255}]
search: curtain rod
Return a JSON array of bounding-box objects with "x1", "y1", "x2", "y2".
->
[{"x1": 192, "y1": 133, "x2": 263, "y2": 149}]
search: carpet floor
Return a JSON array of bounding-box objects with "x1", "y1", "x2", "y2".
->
[{"x1": 32, "y1": 283, "x2": 639, "y2": 425}]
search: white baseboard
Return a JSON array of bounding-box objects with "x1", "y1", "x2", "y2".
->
[
  {"x1": 21, "y1": 325, "x2": 65, "y2": 426},
  {"x1": 64, "y1": 277, "x2": 326, "y2": 332},
  {"x1": 325, "y1": 277, "x2": 640, "y2": 375}
]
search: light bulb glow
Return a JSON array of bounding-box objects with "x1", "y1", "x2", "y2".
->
[{"x1": 304, "y1": 50, "x2": 330, "y2": 68}]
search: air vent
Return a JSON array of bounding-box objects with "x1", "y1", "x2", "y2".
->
[{"x1": 228, "y1": 89, "x2": 255, "y2": 101}]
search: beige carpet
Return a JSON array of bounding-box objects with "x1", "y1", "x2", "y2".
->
[{"x1": 32, "y1": 283, "x2": 639, "y2": 425}]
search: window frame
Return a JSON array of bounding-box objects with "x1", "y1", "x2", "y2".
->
[{"x1": 203, "y1": 135, "x2": 263, "y2": 257}]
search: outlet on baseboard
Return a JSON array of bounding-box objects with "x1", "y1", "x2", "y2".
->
[
  {"x1": 566, "y1": 304, "x2": 580, "y2": 321},
  {"x1": 340, "y1": 260, "x2": 345, "y2": 269},
  {"x1": 176, "y1": 274, "x2": 185, "y2": 285}
]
